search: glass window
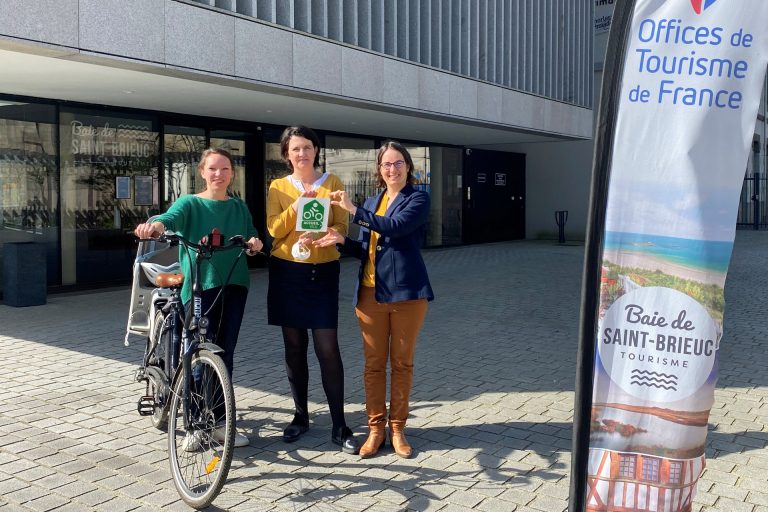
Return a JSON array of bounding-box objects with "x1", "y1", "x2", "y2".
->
[
  {"x1": 618, "y1": 455, "x2": 636, "y2": 478},
  {"x1": 0, "y1": 100, "x2": 59, "y2": 291},
  {"x1": 264, "y1": 127, "x2": 326, "y2": 187},
  {"x1": 264, "y1": 127, "x2": 286, "y2": 189},
  {"x1": 60, "y1": 108, "x2": 159, "y2": 285},
  {"x1": 163, "y1": 125, "x2": 206, "y2": 204},
  {"x1": 325, "y1": 135, "x2": 376, "y2": 206},
  {"x1": 641, "y1": 457, "x2": 660, "y2": 482},
  {"x1": 211, "y1": 130, "x2": 247, "y2": 200},
  {"x1": 668, "y1": 461, "x2": 683, "y2": 484},
  {"x1": 325, "y1": 136, "x2": 375, "y2": 242}
]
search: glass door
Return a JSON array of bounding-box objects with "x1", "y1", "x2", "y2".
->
[{"x1": 163, "y1": 125, "x2": 206, "y2": 205}]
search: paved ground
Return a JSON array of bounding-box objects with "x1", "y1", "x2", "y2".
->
[{"x1": 0, "y1": 232, "x2": 766, "y2": 511}]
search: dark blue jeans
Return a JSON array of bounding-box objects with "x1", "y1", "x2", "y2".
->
[{"x1": 193, "y1": 284, "x2": 248, "y2": 377}]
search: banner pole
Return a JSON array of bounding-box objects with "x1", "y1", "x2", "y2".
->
[{"x1": 568, "y1": 1, "x2": 638, "y2": 510}]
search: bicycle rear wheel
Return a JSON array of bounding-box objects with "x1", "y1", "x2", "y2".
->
[
  {"x1": 167, "y1": 350, "x2": 235, "y2": 509},
  {"x1": 147, "y1": 310, "x2": 171, "y2": 430}
]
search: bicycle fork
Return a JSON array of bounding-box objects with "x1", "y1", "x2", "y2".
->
[{"x1": 181, "y1": 294, "x2": 204, "y2": 432}]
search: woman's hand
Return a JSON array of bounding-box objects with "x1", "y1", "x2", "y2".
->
[
  {"x1": 291, "y1": 190, "x2": 318, "y2": 212},
  {"x1": 134, "y1": 221, "x2": 164, "y2": 239},
  {"x1": 328, "y1": 190, "x2": 357, "y2": 215},
  {"x1": 313, "y1": 227, "x2": 344, "y2": 248},
  {"x1": 297, "y1": 232, "x2": 314, "y2": 250},
  {"x1": 245, "y1": 237, "x2": 263, "y2": 256}
]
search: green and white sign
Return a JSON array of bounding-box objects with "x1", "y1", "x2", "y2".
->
[{"x1": 295, "y1": 197, "x2": 330, "y2": 232}]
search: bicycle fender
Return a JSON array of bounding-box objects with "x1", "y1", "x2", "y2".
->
[
  {"x1": 144, "y1": 365, "x2": 169, "y2": 391},
  {"x1": 197, "y1": 342, "x2": 225, "y2": 355}
]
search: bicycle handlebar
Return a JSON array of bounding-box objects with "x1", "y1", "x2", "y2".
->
[{"x1": 137, "y1": 230, "x2": 264, "y2": 257}]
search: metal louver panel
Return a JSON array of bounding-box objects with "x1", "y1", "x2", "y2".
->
[{"x1": 189, "y1": 0, "x2": 592, "y2": 107}]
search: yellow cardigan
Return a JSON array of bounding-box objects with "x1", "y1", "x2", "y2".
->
[{"x1": 266, "y1": 174, "x2": 349, "y2": 263}]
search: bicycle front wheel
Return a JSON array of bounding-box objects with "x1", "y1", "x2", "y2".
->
[{"x1": 167, "y1": 350, "x2": 235, "y2": 509}]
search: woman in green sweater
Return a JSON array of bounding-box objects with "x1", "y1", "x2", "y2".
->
[{"x1": 134, "y1": 148, "x2": 262, "y2": 447}]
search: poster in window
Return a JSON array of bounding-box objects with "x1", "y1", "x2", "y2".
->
[
  {"x1": 134, "y1": 175, "x2": 154, "y2": 206},
  {"x1": 115, "y1": 176, "x2": 131, "y2": 199}
]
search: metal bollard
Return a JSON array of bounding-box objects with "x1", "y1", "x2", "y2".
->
[{"x1": 555, "y1": 210, "x2": 568, "y2": 244}]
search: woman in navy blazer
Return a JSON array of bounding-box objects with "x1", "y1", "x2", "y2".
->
[{"x1": 315, "y1": 141, "x2": 434, "y2": 459}]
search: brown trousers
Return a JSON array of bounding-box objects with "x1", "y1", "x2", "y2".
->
[{"x1": 355, "y1": 286, "x2": 428, "y2": 428}]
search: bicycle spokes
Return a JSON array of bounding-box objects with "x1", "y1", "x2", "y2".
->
[{"x1": 167, "y1": 350, "x2": 234, "y2": 509}]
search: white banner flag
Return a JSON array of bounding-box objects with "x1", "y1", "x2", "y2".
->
[{"x1": 576, "y1": 1, "x2": 768, "y2": 510}]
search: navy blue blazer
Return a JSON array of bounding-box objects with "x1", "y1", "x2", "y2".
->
[{"x1": 340, "y1": 184, "x2": 434, "y2": 306}]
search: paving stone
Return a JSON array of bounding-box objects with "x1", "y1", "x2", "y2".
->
[
  {"x1": 6, "y1": 484, "x2": 47, "y2": 505},
  {"x1": 0, "y1": 477, "x2": 31, "y2": 496},
  {"x1": 1, "y1": 237, "x2": 767, "y2": 511},
  {"x1": 528, "y1": 494, "x2": 568, "y2": 512},
  {"x1": 712, "y1": 496, "x2": 758, "y2": 512},
  {"x1": 703, "y1": 468, "x2": 740, "y2": 486},
  {"x1": 15, "y1": 466, "x2": 57, "y2": 483},
  {"x1": 71, "y1": 487, "x2": 120, "y2": 508},
  {"x1": 25, "y1": 493, "x2": 72, "y2": 512},
  {"x1": 53, "y1": 479, "x2": 100, "y2": 500},
  {"x1": 748, "y1": 491, "x2": 768, "y2": 507}
]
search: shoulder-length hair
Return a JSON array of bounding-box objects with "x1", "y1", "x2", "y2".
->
[
  {"x1": 375, "y1": 141, "x2": 417, "y2": 188},
  {"x1": 280, "y1": 125, "x2": 322, "y2": 171}
]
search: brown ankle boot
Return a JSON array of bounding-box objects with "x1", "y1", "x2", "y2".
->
[
  {"x1": 389, "y1": 421, "x2": 412, "y2": 458},
  {"x1": 359, "y1": 426, "x2": 386, "y2": 458}
]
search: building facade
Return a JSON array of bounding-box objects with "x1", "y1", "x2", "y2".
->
[{"x1": 0, "y1": 0, "x2": 594, "y2": 292}]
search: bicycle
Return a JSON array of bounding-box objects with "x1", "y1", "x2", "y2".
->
[{"x1": 126, "y1": 226, "x2": 251, "y2": 509}]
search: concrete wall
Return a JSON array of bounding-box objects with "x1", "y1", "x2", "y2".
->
[
  {"x1": 516, "y1": 66, "x2": 604, "y2": 242},
  {"x1": 515, "y1": 138, "x2": 593, "y2": 242}
]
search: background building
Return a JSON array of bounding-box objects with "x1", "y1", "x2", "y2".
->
[
  {"x1": 587, "y1": 0, "x2": 768, "y2": 233},
  {"x1": 0, "y1": 0, "x2": 593, "y2": 292}
]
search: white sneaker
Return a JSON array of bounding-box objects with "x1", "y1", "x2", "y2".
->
[
  {"x1": 181, "y1": 430, "x2": 204, "y2": 452},
  {"x1": 214, "y1": 427, "x2": 250, "y2": 447}
]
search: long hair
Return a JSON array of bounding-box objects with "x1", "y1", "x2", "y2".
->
[
  {"x1": 375, "y1": 141, "x2": 417, "y2": 188},
  {"x1": 280, "y1": 125, "x2": 321, "y2": 171}
]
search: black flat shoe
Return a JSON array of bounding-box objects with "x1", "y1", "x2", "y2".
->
[
  {"x1": 331, "y1": 426, "x2": 360, "y2": 455},
  {"x1": 283, "y1": 415, "x2": 309, "y2": 443}
]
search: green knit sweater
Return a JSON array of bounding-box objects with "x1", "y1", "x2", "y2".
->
[{"x1": 155, "y1": 194, "x2": 259, "y2": 304}]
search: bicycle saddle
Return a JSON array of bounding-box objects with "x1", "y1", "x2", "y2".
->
[
  {"x1": 155, "y1": 272, "x2": 184, "y2": 288},
  {"x1": 140, "y1": 261, "x2": 183, "y2": 288}
]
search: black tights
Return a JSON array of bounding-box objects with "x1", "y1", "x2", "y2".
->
[{"x1": 282, "y1": 327, "x2": 347, "y2": 429}]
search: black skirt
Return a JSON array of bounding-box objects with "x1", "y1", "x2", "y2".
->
[{"x1": 267, "y1": 256, "x2": 340, "y2": 329}]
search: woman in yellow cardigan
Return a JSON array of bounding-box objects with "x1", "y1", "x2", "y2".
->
[{"x1": 266, "y1": 125, "x2": 359, "y2": 454}]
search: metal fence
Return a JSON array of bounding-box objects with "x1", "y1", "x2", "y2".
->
[{"x1": 737, "y1": 172, "x2": 768, "y2": 229}]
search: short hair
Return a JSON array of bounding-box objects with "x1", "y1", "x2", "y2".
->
[
  {"x1": 375, "y1": 141, "x2": 417, "y2": 188},
  {"x1": 198, "y1": 147, "x2": 234, "y2": 171},
  {"x1": 280, "y1": 125, "x2": 321, "y2": 171}
]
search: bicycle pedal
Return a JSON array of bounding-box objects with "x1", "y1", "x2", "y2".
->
[
  {"x1": 137, "y1": 396, "x2": 155, "y2": 416},
  {"x1": 134, "y1": 367, "x2": 147, "y2": 383}
]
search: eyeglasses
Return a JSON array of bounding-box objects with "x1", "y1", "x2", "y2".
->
[{"x1": 381, "y1": 160, "x2": 406, "y2": 170}]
